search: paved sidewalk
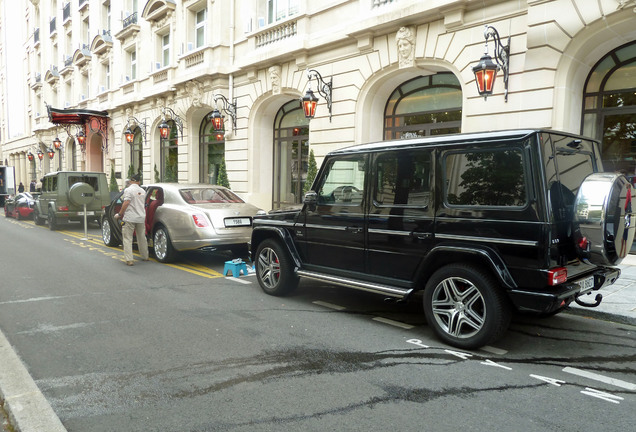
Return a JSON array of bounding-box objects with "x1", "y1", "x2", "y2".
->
[{"x1": 569, "y1": 254, "x2": 636, "y2": 325}]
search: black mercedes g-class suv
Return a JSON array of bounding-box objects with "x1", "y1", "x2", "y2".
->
[{"x1": 250, "y1": 130, "x2": 635, "y2": 349}]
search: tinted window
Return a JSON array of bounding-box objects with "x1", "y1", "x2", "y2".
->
[
  {"x1": 68, "y1": 176, "x2": 100, "y2": 191},
  {"x1": 375, "y1": 150, "x2": 432, "y2": 207},
  {"x1": 445, "y1": 148, "x2": 526, "y2": 207},
  {"x1": 316, "y1": 156, "x2": 366, "y2": 205},
  {"x1": 180, "y1": 188, "x2": 244, "y2": 204}
]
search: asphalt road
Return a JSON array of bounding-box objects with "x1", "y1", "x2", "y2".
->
[{"x1": 1, "y1": 215, "x2": 636, "y2": 431}]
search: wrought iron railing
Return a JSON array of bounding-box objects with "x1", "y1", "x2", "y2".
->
[{"x1": 123, "y1": 12, "x2": 138, "y2": 28}]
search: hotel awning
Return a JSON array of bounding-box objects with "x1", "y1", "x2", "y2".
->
[{"x1": 46, "y1": 104, "x2": 110, "y2": 152}]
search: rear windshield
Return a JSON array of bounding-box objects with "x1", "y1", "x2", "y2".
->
[
  {"x1": 540, "y1": 132, "x2": 600, "y2": 222},
  {"x1": 180, "y1": 188, "x2": 244, "y2": 204},
  {"x1": 68, "y1": 176, "x2": 101, "y2": 191}
]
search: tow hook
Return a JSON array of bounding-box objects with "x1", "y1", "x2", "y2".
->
[{"x1": 574, "y1": 293, "x2": 603, "y2": 307}]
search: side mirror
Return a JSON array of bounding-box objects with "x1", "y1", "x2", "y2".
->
[{"x1": 304, "y1": 191, "x2": 317, "y2": 211}]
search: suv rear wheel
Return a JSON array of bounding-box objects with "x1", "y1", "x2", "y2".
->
[
  {"x1": 423, "y1": 264, "x2": 510, "y2": 349},
  {"x1": 33, "y1": 208, "x2": 44, "y2": 225},
  {"x1": 48, "y1": 210, "x2": 57, "y2": 231},
  {"x1": 255, "y1": 239, "x2": 299, "y2": 296}
]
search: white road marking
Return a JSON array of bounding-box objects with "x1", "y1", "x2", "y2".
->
[
  {"x1": 581, "y1": 387, "x2": 624, "y2": 404},
  {"x1": 372, "y1": 317, "x2": 414, "y2": 329},
  {"x1": 480, "y1": 346, "x2": 507, "y2": 355},
  {"x1": 225, "y1": 277, "x2": 252, "y2": 284},
  {"x1": 563, "y1": 367, "x2": 636, "y2": 390},
  {"x1": 312, "y1": 301, "x2": 346, "y2": 311}
]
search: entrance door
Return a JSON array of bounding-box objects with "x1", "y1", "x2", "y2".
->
[{"x1": 272, "y1": 101, "x2": 309, "y2": 209}]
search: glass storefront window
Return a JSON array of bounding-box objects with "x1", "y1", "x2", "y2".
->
[
  {"x1": 199, "y1": 114, "x2": 225, "y2": 185},
  {"x1": 160, "y1": 120, "x2": 178, "y2": 182},
  {"x1": 582, "y1": 40, "x2": 636, "y2": 179},
  {"x1": 272, "y1": 100, "x2": 309, "y2": 209},
  {"x1": 384, "y1": 73, "x2": 462, "y2": 140}
]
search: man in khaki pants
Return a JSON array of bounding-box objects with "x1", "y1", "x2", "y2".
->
[{"x1": 115, "y1": 173, "x2": 149, "y2": 265}]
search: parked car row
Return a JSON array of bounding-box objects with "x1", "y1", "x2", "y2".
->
[
  {"x1": 101, "y1": 183, "x2": 266, "y2": 263},
  {"x1": 3, "y1": 192, "x2": 36, "y2": 220},
  {"x1": 5, "y1": 171, "x2": 266, "y2": 264}
]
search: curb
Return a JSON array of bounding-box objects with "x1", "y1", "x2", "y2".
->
[{"x1": 0, "y1": 329, "x2": 67, "y2": 432}]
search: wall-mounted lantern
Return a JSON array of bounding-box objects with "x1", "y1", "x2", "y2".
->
[
  {"x1": 300, "y1": 69, "x2": 333, "y2": 121},
  {"x1": 472, "y1": 25, "x2": 510, "y2": 102}
]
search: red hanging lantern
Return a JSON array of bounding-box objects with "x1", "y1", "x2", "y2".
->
[
  {"x1": 300, "y1": 88, "x2": 319, "y2": 119},
  {"x1": 27, "y1": 152, "x2": 34, "y2": 161},
  {"x1": 158, "y1": 120, "x2": 170, "y2": 139},
  {"x1": 125, "y1": 127, "x2": 135, "y2": 143}
]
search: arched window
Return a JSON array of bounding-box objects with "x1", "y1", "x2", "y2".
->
[
  {"x1": 129, "y1": 127, "x2": 143, "y2": 180},
  {"x1": 384, "y1": 73, "x2": 462, "y2": 140},
  {"x1": 160, "y1": 120, "x2": 178, "y2": 182},
  {"x1": 582, "y1": 41, "x2": 636, "y2": 175},
  {"x1": 199, "y1": 114, "x2": 225, "y2": 184},
  {"x1": 272, "y1": 100, "x2": 309, "y2": 209}
]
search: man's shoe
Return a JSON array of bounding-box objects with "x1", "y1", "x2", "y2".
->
[{"x1": 126, "y1": 261, "x2": 135, "y2": 266}]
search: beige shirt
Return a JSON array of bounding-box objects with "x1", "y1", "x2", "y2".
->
[{"x1": 122, "y1": 183, "x2": 146, "y2": 223}]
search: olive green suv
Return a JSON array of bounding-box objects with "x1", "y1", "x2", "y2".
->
[{"x1": 34, "y1": 171, "x2": 111, "y2": 230}]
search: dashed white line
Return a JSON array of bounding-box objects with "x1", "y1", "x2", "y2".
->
[
  {"x1": 563, "y1": 367, "x2": 636, "y2": 390},
  {"x1": 372, "y1": 317, "x2": 414, "y2": 329},
  {"x1": 312, "y1": 301, "x2": 346, "y2": 311}
]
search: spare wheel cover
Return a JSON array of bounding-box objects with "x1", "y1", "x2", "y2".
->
[
  {"x1": 574, "y1": 173, "x2": 636, "y2": 266},
  {"x1": 68, "y1": 182, "x2": 96, "y2": 206}
]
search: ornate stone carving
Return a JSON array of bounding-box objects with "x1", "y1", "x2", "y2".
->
[
  {"x1": 396, "y1": 26, "x2": 415, "y2": 69},
  {"x1": 617, "y1": 0, "x2": 636, "y2": 12},
  {"x1": 185, "y1": 80, "x2": 203, "y2": 107},
  {"x1": 269, "y1": 65, "x2": 281, "y2": 95}
]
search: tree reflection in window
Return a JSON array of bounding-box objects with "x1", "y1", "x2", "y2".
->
[{"x1": 446, "y1": 149, "x2": 526, "y2": 206}]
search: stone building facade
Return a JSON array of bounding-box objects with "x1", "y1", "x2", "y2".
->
[{"x1": 1, "y1": 0, "x2": 635, "y2": 211}]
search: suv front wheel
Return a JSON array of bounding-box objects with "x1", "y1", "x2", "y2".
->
[
  {"x1": 423, "y1": 264, "x2": 511, "y2": 349},
  {"x1": 255, "y1": 239, "x2": 299, "y2": 296}
]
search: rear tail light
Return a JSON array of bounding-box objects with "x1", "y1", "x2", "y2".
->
[
  {"x1": 192, "y1": 213, "x2": 209, "y2": 228},
  {"x1": 58, "y1": 206, "x2": 69, "y2": 211},
  {"x1": 548, "y1": 267, "x2": 567, "y2": 286}
]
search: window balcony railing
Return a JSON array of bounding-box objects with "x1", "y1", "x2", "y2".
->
[
  {"x1": 123, "y1": 12, "x2": 138, "y2": 28},
  {"x1": 64, "y1": 56, "x2": 73, "y2": 67},
  {"x1": 255, "y1": 19, "x2": 297, "y2": 48},
  {"x1": 50, "y1": 17, "x2": 57, "y2": 34},
  {"x1": 63, "y1": 3, "x2": 71, "y2": 22}
]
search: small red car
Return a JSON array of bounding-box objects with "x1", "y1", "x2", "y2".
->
[{"x1": 4, "y1": 192, "x2": 36, "y2": 220}]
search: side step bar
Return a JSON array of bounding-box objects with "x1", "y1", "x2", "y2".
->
[{"x1": 296, "y1": 269, "x2": 413, "y2": 299}]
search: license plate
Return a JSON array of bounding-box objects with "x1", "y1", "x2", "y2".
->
[
  {"x1": 224, "y1": 217, "x2": 251, "y2": 227},
  {"x1": 577, "y1": 276, "x2": 594, "y2": 291},
  {"x1": 78, "y1": 211, "x2": 95, "y2": 216}
]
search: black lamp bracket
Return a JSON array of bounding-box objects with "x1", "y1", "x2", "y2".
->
[
  {"x1": 307, "y1": 69, "x2": 333, "y2": 121},
  {"x1": 483, "y1": 25, "x2": 510, "y2": 102},
  {"x1": 161, "y1": 106, "x2": 184, "y2": 139},
  {"x1": 212, "y1": 94, "x2": 237, "y2": 134},
  {"x1": 126, "y1": 116, "x2": 148, "y2": 147}
]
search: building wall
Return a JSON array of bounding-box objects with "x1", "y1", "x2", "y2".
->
[{"x1": 1, "y1": 0, "x2": 635, "y2": 210}]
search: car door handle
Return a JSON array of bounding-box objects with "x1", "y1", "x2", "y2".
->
[
  {"x1": 411, "y1": 231, "x2": 431, "y2": 240},
  {"x1": 345, "y1": 226, "x2": 363, "y2": 234}
]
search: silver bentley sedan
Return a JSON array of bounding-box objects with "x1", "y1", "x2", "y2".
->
[{"x1": 101, "y1": 183, "x2": 266, "y2": 263}]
